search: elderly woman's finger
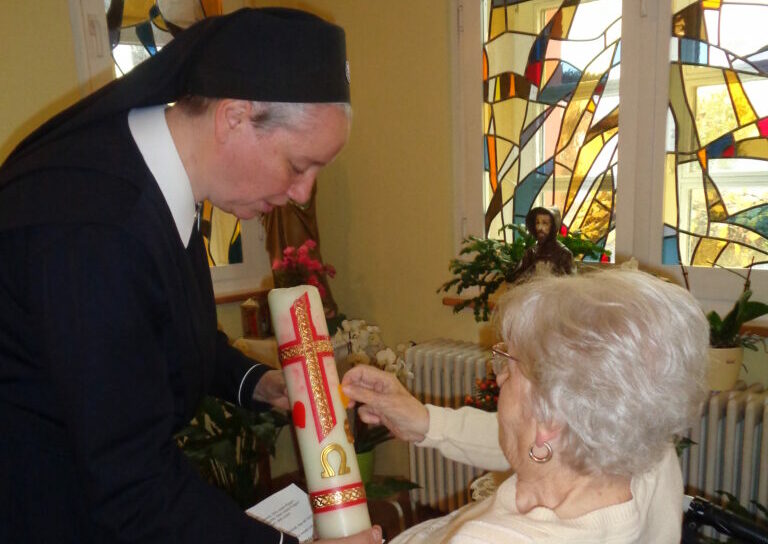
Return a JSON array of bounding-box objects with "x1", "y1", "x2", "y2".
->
[
  {"x1": 341, "y1": 364, "x2": 396, "y2": 391},
  {"x1": 357, "y1": 405, "x2": 382, "y2": 425},
  {"x1": 342, "y1": 381, "x2": 383, "y2": 406}
]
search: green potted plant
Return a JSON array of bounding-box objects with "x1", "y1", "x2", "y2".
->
[
  {"x1": 175, "y1": 396, "x2": 289, "y2": 508},
  {"x1": 684, "y1": 264, "x2": 768, "y2": 391},
  {"x1": 351, "y1": 419, "x2": 392, "y2": 484},
  {"x1": 438, "y1": 223, "x2": 610, "y2": 321}
]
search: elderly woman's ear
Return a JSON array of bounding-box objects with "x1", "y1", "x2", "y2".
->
[
  {"x1": 534, "y1": 423, "x2": 561, "y2": 448},
  {"x1": 529, "y1": 423, "x2": 562, "y2": 464}
]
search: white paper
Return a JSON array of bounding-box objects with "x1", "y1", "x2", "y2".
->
[{"x1": 246, "y1": 484, "x2": 315, "y2": 543}]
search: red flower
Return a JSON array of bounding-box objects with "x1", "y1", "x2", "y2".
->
[
  {"x1": 325, "y1": 264, "x2": 336, "y2": 278},
  {"x1": 307, "y1": 259, "x2": 324, "y2": 272},
  {"x1": 304, "y1": 239, "x2": 317, "y2": 250},
  {"x1": 297, "y1": 253, "x2": 312, "y2": 267}
]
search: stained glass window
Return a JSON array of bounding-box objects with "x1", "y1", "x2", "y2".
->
[
  {"x1": 104, "y1": 0, "x2": 241, "y2": 266},
  {"x1": 482, "y1": 0, "x2": 621, "y2": 261},
  {"x1": 665, "y1": 0, "x2": 768, "y2": 269}
]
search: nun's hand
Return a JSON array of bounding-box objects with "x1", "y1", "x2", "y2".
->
[{"x1": 253, "y1": 369, "x2": 290, "y2": 410}]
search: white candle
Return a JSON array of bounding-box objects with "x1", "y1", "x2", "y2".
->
[{"x1": 268, "y1": 286, "x2": 372, "y2": 539}]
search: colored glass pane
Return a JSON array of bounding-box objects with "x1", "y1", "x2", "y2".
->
[
  {"x1": 664, "y1": 0, "x2": 768, "y2": 268},
  {"x1": 482, "y1": 0, "x2": 620, "y2": 260}
]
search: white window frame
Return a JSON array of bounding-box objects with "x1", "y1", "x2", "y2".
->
[
  {"x1": 69, "y1": 0, "x2": 272, "y2": 297},
  {"x1": 452, "y1": 0, "x2": 768, "y2": 315}
]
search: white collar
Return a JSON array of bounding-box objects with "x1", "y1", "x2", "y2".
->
[{"x1": 128, "y1": 105, "x2": 196, "y2": 247}]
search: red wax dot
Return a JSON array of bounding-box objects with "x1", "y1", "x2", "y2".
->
[{"x1": 293, "y1": 401, "x2": 306, "y2": 429}]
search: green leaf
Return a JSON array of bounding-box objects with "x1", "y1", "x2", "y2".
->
[
  {"x1": 674, "y1": 435, "x2": 696, "y2": 457},
  {"x1": 355, "y1": 424, "x2": 393, "y2": 453},
  {"x1": 438, "y1": 222, "x2": 611, "y2": 321}
]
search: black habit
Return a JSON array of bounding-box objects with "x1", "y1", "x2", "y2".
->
[{"x1": 0, "y1": 7, "x2": 349, "y2": 543}]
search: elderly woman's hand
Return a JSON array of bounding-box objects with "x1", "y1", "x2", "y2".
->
[
  {"x1": 341, "y1": 365, "x2": 429, "y2": 443},
  {"x1": 315, "y1": 525, "x2": 382, "y2": 544}
]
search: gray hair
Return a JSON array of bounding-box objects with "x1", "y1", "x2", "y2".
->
[
  {"x1": 494, "y1": 269, "x2": 708, "y2": 477},
  {"x1": 174, "y1": 96, "x2": 351, "y2": 131},
  {"x1": 249, "y1": 101, "x2": 352, "y2": 132}
]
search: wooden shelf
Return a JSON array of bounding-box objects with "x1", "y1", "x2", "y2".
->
[{"x1": 215, "y1": 289, "x2": 269, "y2": 305}]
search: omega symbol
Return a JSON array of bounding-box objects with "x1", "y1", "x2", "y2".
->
[{"x1": 320, "y1": 443, "x2": 351, "y2": 478}]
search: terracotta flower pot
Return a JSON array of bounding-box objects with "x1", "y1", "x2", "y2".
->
[{"x1": 707, "y1": 346, "x2": 743, "y2": 391}]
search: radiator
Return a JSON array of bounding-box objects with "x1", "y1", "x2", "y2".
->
[
  {"x1": 406, "y1": 340, "x2": 491, "y2": 513},
  {"x1": 681, "y1": 384, "x2": 768, "y2": 515},
  {"x1": 407, "y1": 340, "x2": 768, "y2": 518}
]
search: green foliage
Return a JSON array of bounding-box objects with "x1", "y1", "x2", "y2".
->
[
  {"x1": 353, "y1": 420, "x2": 393, "y2": 454},
  {"x1": 438, "y1": 223, "x2": 611, "y2": 321},
  {"x1": 175, "y1": 396, "x2": 288, "y2": 508},
  {"x1": 707, "y1": 289, "x2": 768, "y2": 350},
  {"x1": 674, "y1": 435, "x2": 696, "y2": 457}
]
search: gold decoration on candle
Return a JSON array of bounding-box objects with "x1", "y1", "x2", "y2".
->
[
  {"x1": 320, "y1": 443, "x2": 351, "y2": 478},
  {"x1": 311, "y1": 483, "x2": 367, "y2": 511},
  {"x1": 344, "y1": 419, "x2": 354, "y2": 443},
  {"x1": 278, "y1": 296, "x2": 336, "y2": 438},
  {"x1": 279, "y1": 339, "x2": 334, "y2": 361}
]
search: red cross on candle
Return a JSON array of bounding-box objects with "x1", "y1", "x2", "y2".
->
[{"x1": 278, "y1": 292, "x2": 337, "y2": 443}]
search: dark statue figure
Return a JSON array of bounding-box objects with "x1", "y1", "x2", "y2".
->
[{"x1": 510, "y1": 206, "x2": 574, "y2": 283}]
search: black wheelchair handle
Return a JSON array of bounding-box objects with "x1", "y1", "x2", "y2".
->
[{"x1": 685, "y1": 496, "x2": 768, "y2": 544}]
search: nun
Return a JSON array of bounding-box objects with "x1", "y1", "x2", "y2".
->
[{"x1": 0, "y1": 8, "x2": 376, "y2": 544}]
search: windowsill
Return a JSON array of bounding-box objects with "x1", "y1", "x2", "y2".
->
[
  {"x1": 442, "y1": 297, "x2": 768, "y2": 337},
  {"x1": 215, "y1": 288, "x2": 269, "y2": 305}
]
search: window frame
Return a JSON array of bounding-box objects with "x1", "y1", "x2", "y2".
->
[
  {"x1": 69, "y1": 0, "x2": 272, "y2": 298},
  {"x1": 453, "y1": 0, "x2": 768, "y2": 314}
]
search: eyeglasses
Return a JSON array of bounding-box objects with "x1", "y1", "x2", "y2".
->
[{"x1": 490, "y1": 342, "x2": 518, "y2": 376}]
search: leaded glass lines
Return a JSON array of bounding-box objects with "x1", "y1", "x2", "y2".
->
[
  {"x1": 483, "y1": 0, "x2": 620, "y2": 261},
  {"x1": 665, "y1": 0, "x2": 768, "y2": 268}
]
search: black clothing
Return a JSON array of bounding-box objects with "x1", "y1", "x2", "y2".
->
[
  {"x1": 0, "y1": 8, "x2": 349, "y2": 540},
  {"x1": 3, "y1": 8, "x2": 348, "y2": 177},
  {"x1": 0, "y1": 114, "x2": 295, "y2": 543}
]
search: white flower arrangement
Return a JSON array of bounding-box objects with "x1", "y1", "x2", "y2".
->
[{"x1": 332, "y1": 319, "x2": 413, "y2": 384}]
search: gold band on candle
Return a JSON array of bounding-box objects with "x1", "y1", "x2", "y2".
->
[{"x1": 310, "y1": 482, "x2": 367, "y2": 514}]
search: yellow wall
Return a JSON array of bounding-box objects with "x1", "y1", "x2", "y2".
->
[
  {"x1": 241, "y1": 0, "x2": 482, "y2": 347},
  {"x1": 1, "y1": 0, "x2": 483, "y2": 349},
  {"x1": 0, "y1": 1, "x2": 83, "y2": 162}
]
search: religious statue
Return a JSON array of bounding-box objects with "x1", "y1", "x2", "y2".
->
[{"x1": 510, "y1": 206, "x2": 574, "y2": 283}]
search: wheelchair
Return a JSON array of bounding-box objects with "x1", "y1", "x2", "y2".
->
[{"x1": 682, "y1": 496, "x2": 768, "y2": 544}]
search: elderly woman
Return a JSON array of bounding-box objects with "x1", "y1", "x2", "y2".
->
[{"x1": 341, "y1": 270, "x2": 708, "y2": 543}]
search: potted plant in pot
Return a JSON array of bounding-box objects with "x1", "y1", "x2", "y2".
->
[
  {"x1": 175, "y1": 397, "x2": 289, "y2": 507},
  {"x1": 438, "y1": 223, "x2": 610, "y2": 321},
  {"x1": 692, "y1": 265, "x2": 768, "y2": 391}
]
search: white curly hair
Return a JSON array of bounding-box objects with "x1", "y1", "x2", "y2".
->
[{"x1": 494, "y1": 268, "x2": 708, "y2": 477}]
